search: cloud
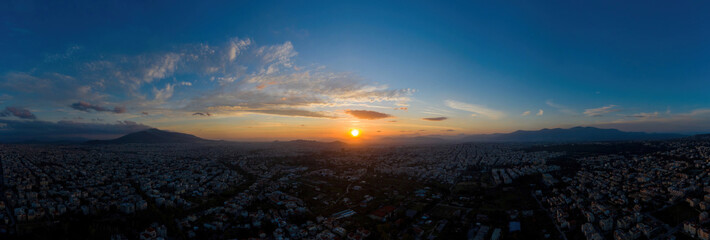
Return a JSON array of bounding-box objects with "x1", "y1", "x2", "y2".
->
[
  {"x1": 422, "y1": 117, "x2": 448, "y2": 121},
  {"x1": 0, "y1": 107, "x2": 36, "y2": 119},
  {"x1": 521, "y1": 111, "x2": 531, "y2": 116},
  {"x1": 0, "y1": 94, "x2": 12, "y2": 104},
  {"x1": 255, "y1": 81, "x2": 277, "y2": 90},
  {"x1": 70, "y1": 101, "x2": 126, "y2": 113},
  {"x1": 44, "y1": 45, "x2": 81, "y2": 62},
  {"x1": 257, "y1": 41, "x2": 297, "y2": 74},
  {"x1": 627, "y1": 112, "x2": 658, "y2": 119},
  {"x1": 228, "y1": 38, "x2": 252, "y2": 62},
  {"x1": 190, "y1": 71, "x2": 413, "y2": 119},
  {"x1": 537, "y1": 109, "x2": 544, "y2": 116},
  {"x1": 584, "y1": 105, "x2": 618, "y2": 117},
  {"x1": 143, "y1": 53, "x2": 181, "y2": 84},
  {"x1": 246, "y1": 109, "x2": 336, "y2": 118},
  {"x1": 592, "y1": 108, "x2": 710, "y2": 133},
  {"x1": 1, "y1": 72, "x2": 105, "y2": 103},
  {"x1": 2, "y1": 37, "x2": 415, "y2": 121},
  {"x1": 192, "y1": 112, "x2": 212, "y2": 116},
  {"x1": 686, "y1": 109, "x2": 710, "y2": 117},
  {"x1": 395, "y1": 107, "x2": 408, "y2": 110},
  {"x1": 0, "y1": 119, "x2": 150, "y2": 142},
  {"x1": 546, "y1": 100, "x2": 575, "y2": 114},
  {"x1": 444, "y1": 100, "x2": 504, "y2": 119},
  {"x1": 205, "y1": 106, "x2": 337, "y2": 119},
  {"x1": 344, "y1": 110, "x2": 392, "y2": 120},
  {"x1": 152, "y1": 83, "x2": 174, "y2": 103}
]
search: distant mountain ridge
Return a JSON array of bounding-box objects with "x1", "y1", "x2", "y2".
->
[
  {"x1": 460, "y1": 126, "x2": 684, "y2": 142},
  {"x1": 8, "y1": 126, "x2": 690, "y2": 145},
  {"x1": 86, "y1": 128, "x2": 210, "y2": 144},
  {"x1": 84, "y1": 129, "x2": 347, "y2": 149}
]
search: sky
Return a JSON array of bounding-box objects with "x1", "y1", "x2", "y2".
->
[{"x1": 1, "y1": 0, "x2": 710, "y2": 142}]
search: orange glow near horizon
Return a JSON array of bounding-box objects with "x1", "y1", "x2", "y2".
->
[{"x1": 350, "y1": 129, "x2": 360, "y2": 137}]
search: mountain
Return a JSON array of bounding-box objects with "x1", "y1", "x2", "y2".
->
[
  {"x1": 86, "y1": 128, "x2": 210, "y2": 144},
  {"x1": 460, "y1": 126, "x2": 684, "y2": 143}
]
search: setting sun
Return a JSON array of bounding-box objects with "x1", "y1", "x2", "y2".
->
[{"x1": 350, "y1": 129, "x2": 360, "y2": 137}]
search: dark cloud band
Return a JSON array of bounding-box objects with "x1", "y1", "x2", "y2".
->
[
  {"x1": 344, "y1": 110, "x2": 392, "y2": 120},
  {"x1": 70, "y1": 101, "x2": 126, "y2": 113},
  {"x1": 422, "y1": 117, "x2": 448, "y2": 121},
  {"x1": 0, "y1": 106, "x2": 36, "y2": 119}
]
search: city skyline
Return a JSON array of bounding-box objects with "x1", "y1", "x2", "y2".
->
[{"x1": 2, "y1": 1, "x2": 710, "y2": 142}]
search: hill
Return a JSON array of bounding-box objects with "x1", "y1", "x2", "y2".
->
[
  {"x1": 86, "y1": 128, "x2": 210, "y2": 144},
  {"x1": 460, "y1": 126, "x2": 683, "y2": 143}
]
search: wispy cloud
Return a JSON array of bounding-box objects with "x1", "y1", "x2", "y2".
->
[
  {"x1": 228, "y1": 38, "x2": 251, "y2": 62},
  {"x1": 1, "y1": 72, "x2": 105, "y2": 103},
  {"x1": 444, "y1": 100, "x2": 504, "y2": 119},
  {"x1": 546, "y1": 100, "x2": 575, "y2": 114},
  {"x1": 627, "y1": 112, "x2": 658, "y2": 119},
  {"x1": 203, "y1": 106, "x2": 337, "y2": 119},
  {"x1": 521, "y1": 111, "x2": 531, "y2": 116},
  {"x1": 191, "y1": 70, "x2": 413, "y2": 118},
  {"x1": 244, "y1": 109, "x2": 337, "y2": 119},
  {"x1": 593, "y1": 108, "x2": 710, "y2": 133},
  {"x1": 152, "y1": 83, "x2": 174, "y2": 104},
  {"x1": 256, "y1": 41, "x2": 297, "y2": 74},
  {"x1": 686, "y1": 109, "x2": 710, "y2": 117},
  {"x1": 344, "y1": 110, "x2": 392, "y2": 120},
  {"x1": 584, "y1": 105, "x2": 618, "y2": 117},
  {"x1": 44, "y1": 45, "x2": 81, "y2": 63},
  {"x1": 2, "y1": 37, "x2": 415, "y2": 120},
  {"x1": 0, "y1": 94, "x2": 12, "y2": 104},
  {"x1": 422, "y1": 117, "x2": 448, "y2": 121},
  {"x1": 537, "y1": 109, "x2": 544, "y2": 116}
]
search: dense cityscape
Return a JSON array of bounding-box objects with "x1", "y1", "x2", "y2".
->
[
  {"x1": 4, "y1": 1, "x2": 710, "y2": 239},
  {"x1": 1, "y1": 133, "x2": 709, "y2": 239}
]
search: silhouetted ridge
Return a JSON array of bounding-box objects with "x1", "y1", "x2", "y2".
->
[
  {"x1": 461, "y1": 126, "x2": 683, "y2": 142},
  {"x1": 86, "y1": 128, "x2": 209, "y2": 144}
]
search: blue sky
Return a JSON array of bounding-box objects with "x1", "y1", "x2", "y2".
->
[{"x1": 1, "y1": 1, "x2": 710, "y2": 141}]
